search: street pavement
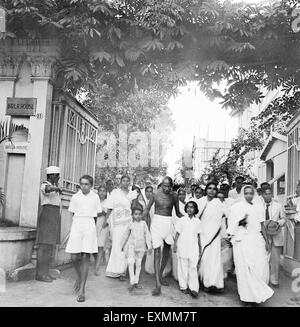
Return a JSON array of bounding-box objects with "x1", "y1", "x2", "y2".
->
[{"x1": 0, "y1": 264, "x2": 299, "y2": 307}]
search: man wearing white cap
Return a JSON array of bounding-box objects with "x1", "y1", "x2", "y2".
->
[{"x1": 36, "y1": 166, "x2": 62, "y2": 282}]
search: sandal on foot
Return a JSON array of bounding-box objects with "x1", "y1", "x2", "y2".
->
[
  {"x1": 152, "y1": 288, "x2": 161, "y2": 296},
  {"x1": 160, "y1": 278, "x2": 169, "y2": 286},
  {"x1": 36, "y1": 275, "x2": 53, "y2": 283},
  {"x1": 77, "y1": 295, "x2": 85, "y2": 302},
  {"x1": 134, "y1": 283, "x2": 142, "y2": 289}
]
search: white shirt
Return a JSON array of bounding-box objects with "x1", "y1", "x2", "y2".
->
[
  {"x1": 228, "y1": 188, "x2": 242, "y2": 200},
  {"x1": 69, "y1": 190, "x2": 102, "y2": 218},
  {"x1": 175, "y1": 214, "x2": 202, "y2": 259}
]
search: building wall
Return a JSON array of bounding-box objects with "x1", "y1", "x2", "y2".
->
[
  {"x1": 0, "y1": 39, "x2": 98, "y2": 268},
  {"x1": 192, "y1": 138, "x2": 231, "y2": 178},
  {"x1": 235, "y1": 88, "x2": 284, "y2": 179}
]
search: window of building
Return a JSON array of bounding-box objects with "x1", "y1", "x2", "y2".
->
[{"x1": 287, "y1": 124, "x2": 300, "y2": 198}]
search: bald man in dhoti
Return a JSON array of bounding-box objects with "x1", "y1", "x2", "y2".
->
[{"x1": 143, "y1": 177, "x2": 183, "y2": 296}]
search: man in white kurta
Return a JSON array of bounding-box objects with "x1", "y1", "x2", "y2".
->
[
  {"x1": 228, "y1": 186, "x2": 274, "y2": 304},
  {"x1": 174, "y1": 214, "x2": 202, "y2": 295}
]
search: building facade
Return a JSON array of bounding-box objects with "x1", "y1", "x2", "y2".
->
[
  {"x1": 258, "y1": 132, "x2": 287, "y2": 204},
  {"x1": 192, "y1": 137, "x2": 231, "y2": 179},
  {"x1": 283, "y1": 110, "x2": 300, "y2": 274},
  {"x1": 0, "y1": 39, "x2": 98, "y2": 272},
  {"x1": 232, "y1": 88, "x2": 284, "y2": 184}
]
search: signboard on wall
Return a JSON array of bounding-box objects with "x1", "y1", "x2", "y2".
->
[
  {"x1": 6, "y1": 98, "x2": 37, "y2": 116},
  {"x1": 4, "y1": 142, "x2": 28, "y2": 154}
]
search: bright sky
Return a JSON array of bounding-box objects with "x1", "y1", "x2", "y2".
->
[
  {"x1": 164, "y1": 82, "x2": 239, "y2": 177},
  {"x1": 164, "y1": 0, "x2": 273, "y2": 177}
]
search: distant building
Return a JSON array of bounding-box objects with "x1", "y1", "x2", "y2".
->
[
  {"x1": 259, "y1": 132, "x2": 287, "y2": 204},
  {"x1": 283, "y1": 110, "x2": 300, "y2": 273},
  {"x1": 179, "y1": 146, "x2": 193, "y2": 183},
  {"x1": 230, "y1": 88, "x2": 284, "y2": 183},
  {"x1": 192, "y1": 137, "x2": 231, "y2": 179}
]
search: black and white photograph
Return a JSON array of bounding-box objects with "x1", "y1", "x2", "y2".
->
[{"x1": 0, "y1": 0, "x2": 300, "y2": 314}]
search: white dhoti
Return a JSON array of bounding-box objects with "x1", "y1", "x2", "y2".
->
[
  {"x1": 233, "y1": 233, "x2": 274, "y2": 303},
  {"x1": 150, "y1": 215, "x2": 174, "y2": 249},
  {"x1": 178, "y1": 256, "x2": 199, "y2": 292},
  {"x1": 65, "y1": 217, "x2": 98, "y2": 254}
]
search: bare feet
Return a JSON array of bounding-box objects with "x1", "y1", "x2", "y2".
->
[
  {"x1": 190, "y1": 290, "x2": 198, "y2": 298},
  {"x1": 160, "y1": 277, "x2": 169, "y2": 286},
  {"x1": 119, "y1": 276, "x2": 126, "y2": 282},
  {"x1": 73, "y1": 278, "x2": 81, "y2": 293},
  {"x1": 128, "y1": 285, "x2": 135, "y2": 292},
  {"x1": 134, "y1": 283, "x2": 142, "y2": 289},
  {"x1": 181, "y1": 289, "x2": 189, "y2": 294},
  {"x1": 152, "y1": 287, "x2": 161, "y2": 296}
]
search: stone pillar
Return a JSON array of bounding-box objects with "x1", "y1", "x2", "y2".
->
[
  {"x1": 0, "y1": 57, "x2": 17, "y2": 218},
  {"x1": 19, "y1": 57, "x2": 56, "y2": 227},
  {"x1": 0, "y1": 57, "x2": 19, "y2": 195}
]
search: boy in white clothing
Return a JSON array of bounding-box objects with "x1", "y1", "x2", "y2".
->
[
  {"x1": 173, "y1": 201, "x2": 202, "y2": 298},
  {"x1": 66, "y1": 175, "x2": 102, "y2": 302},
  {"x1": 121, "y1": 207, "x2": 152, "y2": 292}
]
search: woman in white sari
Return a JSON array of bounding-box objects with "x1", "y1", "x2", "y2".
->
[
  {"x1": 105, "y1": 175, "x2": 138, "y2": 281},
  {"x1": 228, "y1": 185, "x2": 274, "y2": 305},
  {"x1": 198, "y1": 182, "x2": 224, "y2": 292}
]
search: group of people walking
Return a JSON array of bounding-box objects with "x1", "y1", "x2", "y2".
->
[{"x1": 36, "y1": 166, "x2": 300, "y2": 306}]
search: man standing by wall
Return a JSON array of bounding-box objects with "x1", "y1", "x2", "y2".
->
[
  {"x1": 36, "y1": 166, "x2": 62, "y2": 282},
  {"x1": 262, "y1": 186, "x2": 286, "y2": 288}
]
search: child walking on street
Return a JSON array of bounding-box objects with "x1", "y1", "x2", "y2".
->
[
  {"x1": 65, "y1": 175, "x2": 102, "y2": 303},
  {"x1": 121, "y1": 207, "x2": 152, "y2": 292},
  {"x1": 173, "y1": 201, "x2": 202, "y2": 298},
  {"x1": 95, "y1": 185, "x2": 109, "y2": 275}
]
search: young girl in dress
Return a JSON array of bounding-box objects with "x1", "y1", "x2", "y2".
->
[
  {"x1": 95, "y1": 185, "x2": 109, "y2": 275},
  {"x1": 121, "y1": 207, "x2": 152, "y2": 291}
]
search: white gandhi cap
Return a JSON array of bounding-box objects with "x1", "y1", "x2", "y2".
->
[{"x1": 46, "y1": 166, "x2": 60, "y2": 175}]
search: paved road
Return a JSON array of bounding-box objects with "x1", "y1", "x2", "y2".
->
[{"x1": 0, "y1": 264, "x2": 299, "y2": 307}]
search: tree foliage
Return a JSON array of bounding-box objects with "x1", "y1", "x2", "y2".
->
[
  {"x1": 2, "y1": 0, "x2": 300, "y2": 113},
  {"x1": 251, "y1": 90, "x2": 300, "y2": 135},
  {"x1": 202, "y1": 126, "x2": 264, "y2": 184}
]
